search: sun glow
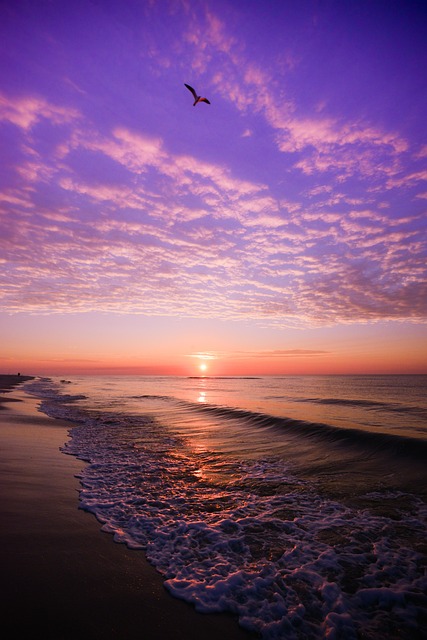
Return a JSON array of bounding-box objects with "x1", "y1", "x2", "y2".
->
[{"x1": 199, "y1": 362, "x2": 208, "y2": 373}]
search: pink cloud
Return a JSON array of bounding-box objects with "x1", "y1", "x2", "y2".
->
[
  {"x1": 386, "y1": 169, "x2": 427, "y2": 190},
  {"x1": 175, "y1": 10, "x2": 411, "y2": 186},
  {"x1": 0, "y1": 190, "x2": 34, "y2": 209},
  {"x1": 0, "y1": 93, "x2": 80, "y2": 130},
  {"x1": 1, "y1": 67, "x2": 425, "y2": 329}
]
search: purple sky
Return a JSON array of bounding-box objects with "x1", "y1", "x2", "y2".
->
[{"x1": 1, "y1": 0, "x2": 426, "y2": 375}]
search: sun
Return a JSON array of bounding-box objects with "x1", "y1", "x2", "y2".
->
[{"x1": 199, "y1": 362, "x2": 208, "y2": 373}]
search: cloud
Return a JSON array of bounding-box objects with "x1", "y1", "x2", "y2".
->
[
  {"x1": 235, "y1": 349, "x2": 330, "y2": 359},
  {"x1": 59, "y1": 125, "x2": 268, "y2": 229},
  {"x1": 386, "y1": 169, "x2": 427, "y2": 190},
  {"x1": 183, "y1": 6, "x2": 239, "y2": 73},
  {"x1": 273, "y1": 115, "x2": 407, "y2": 156},
  {"x1": 187, "y1": 352, "x2": 218, "y2": 360},
  {"x1": 0, "y1": 93, "x2": 80, "y2": 130},
  {"x1": 2, "y1": 172, "x2": 426, "y2": 325},
  {"x1": 187, "y1": 349, "x2": 330, "y2": 361},
  {"x1": 0, "y1": 68, "x2": 426, "y2": 328},
  {"x1": 0, "y1": 191, "x2": 34, "y2": 209},
  {"x1": 177, "y1": 6, "x2": 413, "y2": 187}
]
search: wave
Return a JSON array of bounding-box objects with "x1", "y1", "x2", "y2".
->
[
  {"x1": 187, "y1": 401, "x2": 427, "y2": 462},
  {"x1": 24, "y1": 378, "x2": 87, "y2": 403},
  {"x1": 124, "y1": 391, "x2": 427, "y2": 463},
  {"x1": 298, "y1": 396, "x2": 427, "y2": 418}
]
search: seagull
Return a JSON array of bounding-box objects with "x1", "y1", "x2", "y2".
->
[{"x1": 184, "y1": 83, "x2": 210, "y2": 106}]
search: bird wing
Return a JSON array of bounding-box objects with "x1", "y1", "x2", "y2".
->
[
  {"x1": 184, "y1": 84, "x2": 197, "y2": 99},
  {"x1": 200, "y1": 98, "x2": 210, "y2": 104}
]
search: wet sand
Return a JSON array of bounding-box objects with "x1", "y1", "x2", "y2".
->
[{"x1": 0, "y1": 376, "x2": 253, "y2": 639}]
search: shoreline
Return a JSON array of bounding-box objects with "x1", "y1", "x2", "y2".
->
[
  {"x1": 0, "y1": 376, "x2": 253, "y2": 639},
  {"x1": 0, "y1": 375, "x2": 34, "y2": 408}
]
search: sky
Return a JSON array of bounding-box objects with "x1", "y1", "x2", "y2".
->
[{"x1": 1, "y1": 0, "x2": 426, "y2": 376}]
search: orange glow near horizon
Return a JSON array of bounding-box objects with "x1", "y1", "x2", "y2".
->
[
  {"x1": 1, "y1": 314, "x2": 426, "y2": 377},
  {"x1": 3, "y1": 344, "x2": 427, "y2": 377}
]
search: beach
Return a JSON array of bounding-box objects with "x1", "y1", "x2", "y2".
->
[{"x1": 0, "y1": 376, "x2": 252, "y2": 640}]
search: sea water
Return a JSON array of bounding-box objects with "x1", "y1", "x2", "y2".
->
[{"x1": 25, "y1": 375, "x2": 427, "y2": 639}]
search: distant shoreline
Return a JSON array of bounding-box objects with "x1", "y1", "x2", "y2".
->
[
  {"x1": 0, "y1": 375, "x2": 34, "y2": 408},
  {"x1": 0, "y1": 374, "x2": 35, "y2": 389}
]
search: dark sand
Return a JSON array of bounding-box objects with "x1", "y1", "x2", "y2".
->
[{"x1": 0, "y1": 376, "x2": 254, "y2": 639}]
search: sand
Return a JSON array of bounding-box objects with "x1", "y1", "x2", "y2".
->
[{"x1": 0, "y1": 376, "x2": 253, "y2": 639}]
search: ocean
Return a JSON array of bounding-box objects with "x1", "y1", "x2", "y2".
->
[{"x1": 25, "y1": 375, "x2": 427, "y2": 639}]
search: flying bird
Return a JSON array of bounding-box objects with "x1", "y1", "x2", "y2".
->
[{"x1": 184, "y1": 83, "x2": 210, "y2": 106}]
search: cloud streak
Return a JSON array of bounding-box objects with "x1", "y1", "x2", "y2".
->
[{"x1": 0, "y1": 94, "x2": 80, "y2": 131}]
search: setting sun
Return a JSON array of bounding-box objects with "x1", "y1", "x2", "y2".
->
[{"x1": 199, "y1": 363, "x2": 208, "y2": 373}]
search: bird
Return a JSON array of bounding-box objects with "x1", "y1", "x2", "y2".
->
[{"x1": 184, "y1": 83, "x2": 210, "y2": 106}]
